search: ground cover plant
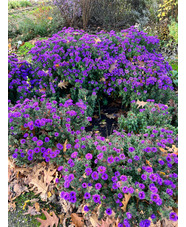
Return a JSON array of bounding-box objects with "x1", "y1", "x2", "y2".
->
[{"x1": 8, "y1": 5, "x2": 178, "y2": 225}]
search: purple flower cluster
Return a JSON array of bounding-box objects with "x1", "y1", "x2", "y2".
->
[
  {"x1": 28, "y1": 26, "x2": 173, "y2": 107},
  {"x1": 8, "y1": 95, "x2": 91, "y2": 163},
  {"x1": 57, "y1": 128, "x2": 178, "y2": 226}
]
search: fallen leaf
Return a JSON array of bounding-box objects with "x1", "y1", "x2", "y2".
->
[
  {"x1": 99, "y1": 217, "x2": 113, "y2": 227},
  {"x1": 63, "y1": 139, "x2": 68, "y2": 152},
  {"x1": 8, "y1": 202, "x2": 16, "y2": 211},
  {"x1": 71, "y1": 213, "x2": 84, "y2": 227},
  {"x1": 37, "y1": 209, "x2": 59, "y2": 227},
  {"x1": 100, "y1": 77, "x2": 106, "y2": 82},
  {"x1": 109, "y1": 60, "x2": 117, "y2": 73},
  {"x1": 121, "y1": 193, "x2": 131, "y2": 212},
  {"x1": 146, "y1": 160, "x2": 152, "y2": 167},
  {"x1": 105, "y1": 113, "x2": 117, "y2": 119},
  {"x1": 35, "y1": 202, "x2": 40, "y2": 212},
  {"x1": 136, "y1": 100, "x2": 147, "y2": 108},
  {"x1": 58, "y1": 80, "x2": 69, "y2": 89},
  {"x1": 94, "y1": 38, "x2": 101, "y2": 44},
  {"x1": 89, "y1": 214, "x2": 101, "y2": 227},
  {"x1": 24, "y1": 206, "x2": 41, "y2": 216}
]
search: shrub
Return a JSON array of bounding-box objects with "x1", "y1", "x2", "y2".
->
[
  {"x1": 8, "y1": 95, "x2": 91, "y2": 166},
  {"x1": 28, "y1": 26, "x2": 174, "y2": 114},
  {"x1": 118, "y1": 100, "x2": 172, "y2": 134},
  {"x1": 53, "y1": 0, "x2": 82, "y2": 27},
  {"x1": 56, "y1": 129, "x2": 178, "y2": 226}
]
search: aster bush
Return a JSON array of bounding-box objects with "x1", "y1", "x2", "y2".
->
[
  {"x1": 8, "y1": 95, "x2": 92, "y2": 166},
  {"x1": 56, "y1": 128, "x2": 178, "y2": 226},
  {"x1": 28, "y1": 26, "x2": 174, "y2": 113},
  {"x1": 118, "y1": 99, "x2": 173, "y2": 134},
  {"x1": 8, "y1": 54, "x2": 37, "y2": 104}
]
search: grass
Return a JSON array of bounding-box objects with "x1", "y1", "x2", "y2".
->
[{"x1": 8, "y1": 0, "x2": 32, "y2": 10}]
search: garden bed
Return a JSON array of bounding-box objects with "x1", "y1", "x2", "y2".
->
[{"x1": 8, "y1": 1, "x2": 178, "y2": 226}]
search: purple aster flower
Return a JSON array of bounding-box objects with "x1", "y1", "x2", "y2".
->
[
  {"x1": 84, "y1": 192, "x2": 91, "y2": 199},
  {"x1": 82, "y1": 183, "x2": 87, "y2": 188},
  {"x1": 87, "y1": 117, "x2": 92, "y2": 121},
  {"x1": 156, "y1": 198, "x2": 162, "y2": 206},
  {"x1": 129, "y1": 147, "x2": 135, "y2": 152},
  {"x1": 107, "y1": 156, "x2": 114, "y2": 164},
  {"x1": 84, "y1": 205, "x2": 89, "y2": 212},
  {"x1": 92, "y1": 194, "x2": 100, "y2": 203},
  {"x1": 101, "y1": 173, "x2": 108, "y2": 180},
  {"x1": 66, "y1": 144, "x2": 71, "y2": 149},
  {"x1": 120, "y1": 175, "x2": 128, "y2": 182},
  {"x1": 97, "y1": 153, "x2": 103, "y2": 159},
  {"x1": 54, "y1": 132, "x2": 59, "y2": 137},
  {"x1": 12, "y1": 153, "x2": 18, "y2": 159},
  {"x1": 128, "y1": 187, "x2": 134, "y2": 194},
  {"x1": 91, "y1": 171, "x2": 99, "y2": 180},
  {"x1": 138, "y1": 191, "x2": 145, "y2": 199},
  {"x1": 106, "y1": 208, "x2": 112, "y2": 215},
  {"x1": 119, "y1": 154, "x2": 125, "y2": 160},
  {"x1": 95, "y1": 183, "x2": 102, "y2": 190},
  {"x1": 20, "y1": 139, "x2": 26, "y2": 144},
  {"x1": 166, "y1": 188, "x2": 173, "y2": 196},
  {"x1": 149, "y1": 174, "x2": 157, "y2": 182},
  {"x1": 37, "y1": 140, "x2": 43, "y2": 146},
  {"x1": 122, "y1": 186, "x2": 128, "y2": 193},
  {"x1": 97, "y1": 166, "x2": 106, "y2": 174},
  {"x1": 151, "y1": 193, "x2": 160, "y2": 202},
  {"x1": 169, "y1": 212, "x2": 178, "y2": 221},
  {"x1": 118, "y1": 193, "x2": 123, "y2": 199},
  {"x1": 101, "y1": 146, "x2": 107, "y2": 151},
  {"x1": 32, "y1": 137, "x2": 38, "y2": 141},
  {"x1": 151, "y1": 214, "x2": 156, "y2": 219},
  {"x1": 126, "y1": 212, "x2": 132, "y2": 219},
  {"x1": 85, "y1": 153, "x2": 93, "y2": 160},
  {"x1": 45, "y1": 137, "x2": 50, "y2": 142},
  {"x1": 139, "y1": 219, "x2": 151, "y2": 227},
  {"x1": 141, "y1": 174, "x2": 147, "y2": 181},
  {"x1": 85, "y1": 168, "x2": 92, "y2": 176},
  {"x1": 64, "y1": 181, "x2": 70, "y2": 188}
]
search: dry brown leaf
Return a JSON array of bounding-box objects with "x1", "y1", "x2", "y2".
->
[
  {"x1": 37, "y1": 209, "x2": 59, "y2": 227},
  {"x1": 99, "y1": 217, "x2": 113, "y2": 227},
  {"x1": 71, "y1": 213, "x2": 84, "y2": 227},
  {"x1": 63, "y1": 139, "x2": 68, "y2": 152},
  {"x1": 136, "y1": 100, "x2": 147, "y2": 108},
  {"x1": 58, "y1": 214, "x2": 65, "y2": 225},
  {"x1": 94, "y1": 38, "x2": 101, "y2": 44},
  {"x1": 13, "y1": 183, "x2": 29, "y2": 197},
  {"x1": 89, "y1": 214, "x2": 101, "y2": 227},
  {"x1": 109, "y1": 60, "x2": 117, "y2": 73},
  {"x1": 44, "y1": 168, "x2": 56, "y2": 186},
  {"x1": 8, "y1": 202, "x2": 16, "y2": 212},
  {"x1": 58, "y1": 80, "x2": 69, "y2": 89},
  {"x1": 35, "y1": 202, "x2": 40, "y2": 212},
  {"x1": 99, "y1": 77, "x2": 106, "y2": 82},
  {"x1": 24, "y1": 206, "x2": 41, "y2": 216},
  {"x1": 105, "y1": 113, "x2": 117, "y2": 119},
  {"x1": 59, "y1": 198, "x2": 72, "y2": 213},
  {"x1": 121, "y1": 193, "x2": 131, "y2": 212}
]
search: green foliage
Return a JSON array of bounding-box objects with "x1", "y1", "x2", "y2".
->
[
  {"x1": 158, "y1": 0, "x2": 178, "y2": 21},
  {"x1": 8, "y1": 5, "x2": 64, "y2": 42},
  {"x1": 8, "y1": 0, "x2": 32, "y2": 9},
  {"x1": 17, "y1": 42, "x2": 35, "y2": 56},
  {"x1": 118, "y1": 101, "x2": 173, "y2": 134},
  {"x1": 168, "y1": 19, "x2": 178, "y2": 44}
]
